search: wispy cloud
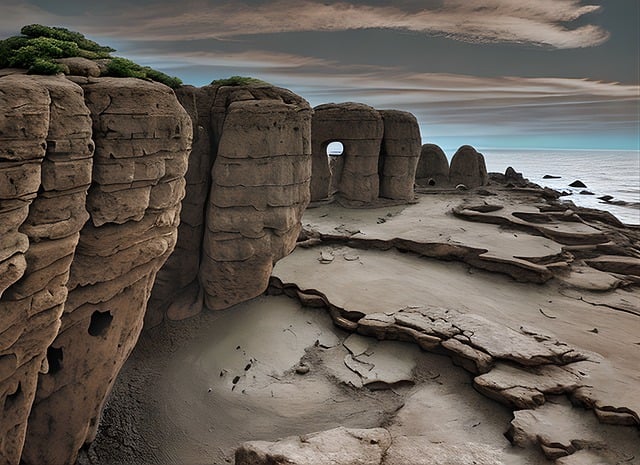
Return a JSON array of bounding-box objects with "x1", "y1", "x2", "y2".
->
[
  {"x1": 128, "y1": 45, "x2": 638, "y2": 141},
  {"x1": 1, "y1": 0, "x2": 609, "y2": 49}
]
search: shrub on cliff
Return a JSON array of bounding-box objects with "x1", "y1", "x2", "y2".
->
[
  {"x1": 0, "y1": 24, "x2": 182, "y2": 88},
  {"x1": 106, "y1": 57, "x2": 183, "y2": 89},
  {"x1": 20, "y1": 24, "x2": 115, "y2": 54},
  {"x1": 211, "y1": 75, "x2": 269, "y2": 86}
]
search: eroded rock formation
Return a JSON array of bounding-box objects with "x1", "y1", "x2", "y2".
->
[
  {"x1": 311, "y1": 103, "x2": 383, "y2": 203},
  {"x1": 310, "y1": 103, "x2": 420, "y2": 204},
  {"x1": 0, "y1": 74, "x2": 191, "y2": 465},
  {"x1": 449, "y1": 145, "x2": 488, "y2": 188},
  {"x1": 0, "y1": 74, "x2": 93, "y2": 465},
  {"x1": 147, "y1": 84, "x2": 312, "y2": 322},
  {"x1": 378, "y1": 110, "x2": 421, "y2": 201},
  {"x1": 415, "y1": 143, "x2": 449, "y2": 187}
]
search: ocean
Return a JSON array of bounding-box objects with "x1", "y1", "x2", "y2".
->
[{"x1": 476, "y1": 149, "x2": 640, "y2": 226}]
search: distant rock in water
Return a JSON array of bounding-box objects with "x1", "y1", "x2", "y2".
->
[
  {"x1": 598, "y1": 195, "x2": 614, "y2": 202},
  {"x1": 580, "y1": 190, "x2": 595, "y2": 195},
  {"x1": 543, "y1": 174, "x2": 561, "y2": 179},
  {"x1": 569, "y1": 180, "x2": 587, "y2": 188},
  {"x1": 416, "y1": 143, "x2": 449, "y2": 187}
]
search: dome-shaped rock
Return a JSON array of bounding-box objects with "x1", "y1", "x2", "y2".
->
[
  {"x1": 416, "y1": 143, "x2": 449, "y2": 187},
  {"x1": 449, "y1": 145, "x2": 488, "y2": 188}
]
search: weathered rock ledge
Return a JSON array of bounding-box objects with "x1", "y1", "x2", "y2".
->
[
  {"x1": 268, "y1": 185, "x2": 639, "y2": 464},
  {"x1": 0, "y1": 73, "x2": 192, "y2": 465}
]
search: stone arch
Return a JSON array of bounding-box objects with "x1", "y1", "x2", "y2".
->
[
  {"x1": 310, "y1": 103, "x2": 383, "y2": 203},
  {"x1": 326, "y1": 140, "x2": 344, "y2": 156},
  {"x1": 324, "y1": 139, "x2": 346, "y2": 196}
]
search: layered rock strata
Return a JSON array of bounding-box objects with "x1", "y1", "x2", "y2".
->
[
  {"x1": 0, "y1": 74, "x2": 191, "y2": 465},
  {"x1": 378, "y1": 110, "x2": 421, "y2": 201},
  {"x1": 147, "y1": 84, "x2": 312, "y2": 321},
  {"x1": 0, "y1": 74, "x2": 93, "y2": 465},
  {"x1": 310, "y1": 104, "x2": 421, "y2": 203}
]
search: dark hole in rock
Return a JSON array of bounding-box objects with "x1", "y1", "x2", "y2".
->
[
  {"x1": 46, "y1": 346, "x2": 64, "y2": 374},
  {"x1": 428, "y1": 178, "x2": 436, "y2": 186},
  {"x1": 4, "y1": 382, "x2": 23, "y2": 411},
  {"x1": 88, "y1": 310, "x2": 113, "y2": 337}
]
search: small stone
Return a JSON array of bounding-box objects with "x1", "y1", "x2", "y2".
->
[
  {"x1": 569, "y1": 180, "x2": 587, "y2": 188},
  {"x1": 295, "y1": 363, "x2": 310, "y2": 375},
  {"x1": 319, "y1": 251, "x2": 334, "y2": 263}
]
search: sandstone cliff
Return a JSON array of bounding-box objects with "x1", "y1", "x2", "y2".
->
[
  {"x1": 0, "y1": 73, "x2": 191, "y2": 465},
  {"x1": 146, "y1": 83, "x2": 312, "y2": 323}
]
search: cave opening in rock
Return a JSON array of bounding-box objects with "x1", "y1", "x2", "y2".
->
[
  {"x1": 88, "y1": 310, "x2": 113, "y2": 337},
  {"x1": 326, "y1": 141, "x2": 344, "y2": 156},
  {"x1": 46, "y1": 346, "x2": 63, "y2": 374}
]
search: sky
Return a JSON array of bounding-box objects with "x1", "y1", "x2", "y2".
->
[{"x1": 2, "y1": 0, "x2": 639, "y2": 151}]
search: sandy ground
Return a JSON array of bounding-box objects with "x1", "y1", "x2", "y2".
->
[
  {"x1": 80, "y1": 187, "x2": 640, "y2": 465},
  {"x1": 78, "y1": 296, "x2": 545, "y2": 465}
]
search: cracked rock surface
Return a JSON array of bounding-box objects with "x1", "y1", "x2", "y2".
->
[{"x1": 85, "y1": 182, "x2": 638, "y2": 465}]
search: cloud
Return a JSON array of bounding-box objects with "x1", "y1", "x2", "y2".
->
[
  {"x1": 127, "y1": 45, "x2": 637, "y2": 142},
  {"x1": 2, "y1": 0, "x2": 609, "y2": 49},
  {"x1": 125, "y1": 50, "x2": 336, "y2": 71}
]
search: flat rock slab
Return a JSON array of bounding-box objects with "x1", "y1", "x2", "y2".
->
[
  {"x1": 342, "y1": 334, "x2": 419, "y2": 387},
  {"x1": 358, "y1": 306, "x2": 586, "y2": 370},
  {"x1": 556, "y1": 265, "x2": 621, "y2": 292},
  {"x1": 585, "y1": 255, "x2": 640, "y2": 276},
  {"x1": 235, "y1": 427, "x2": 391, "y2": 465},
  {"x1": 303, "y1": 194, "x2": 564, "y2": 281},
  {"x1": 473, "y1": 362, "x2": 588, "y2": 409},
  {"x1": 507, "y1": 398, "x2": 640, "y2": 462},
  {"x1": 236, "y1": 428, "x2": 511, "y2": 465},
  {"x1": 384, "y1": 438, "x2": 507, "y2": 465}
]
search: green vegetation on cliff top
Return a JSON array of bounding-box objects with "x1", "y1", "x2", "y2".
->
[
  {"x1": 0, "y1": 24, "x2": 182, "y2": 88},
  {"x1": 210, "y1": 76, "x2": 270, "y2": 86}
]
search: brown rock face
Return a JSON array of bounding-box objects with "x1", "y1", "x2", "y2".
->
[
  {"x1": 311, "y1": 103, "x2": 383, "y2": 203},
  {"x1": 378, "y1": 110, "x2": 421, "y2": 200},
  {"x1": 310, "y1": 103, "x2": 422, "y2": 203},
  {"x1": 416, "y1": 143, "x2": 449, "y2": 187},
  {"x1": 20, "y1": 78, "x2": 191, "y2": 465},
  {"x1": 148, "y1": 84, "x2": 312, "y2": 320},
  {"x1": 0, "y1": 75, "x2": 191, "y2": 465},
  {"x1": 0, "y1": 74, "x2": 93, "y2": 465},
  {"x1": 449, "y1": 145, "x2": 488, "y2": 188}
]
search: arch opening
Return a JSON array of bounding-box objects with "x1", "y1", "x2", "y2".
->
[{"x1": 326, "y1": 141, "x2": 344, "y2": 157}]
